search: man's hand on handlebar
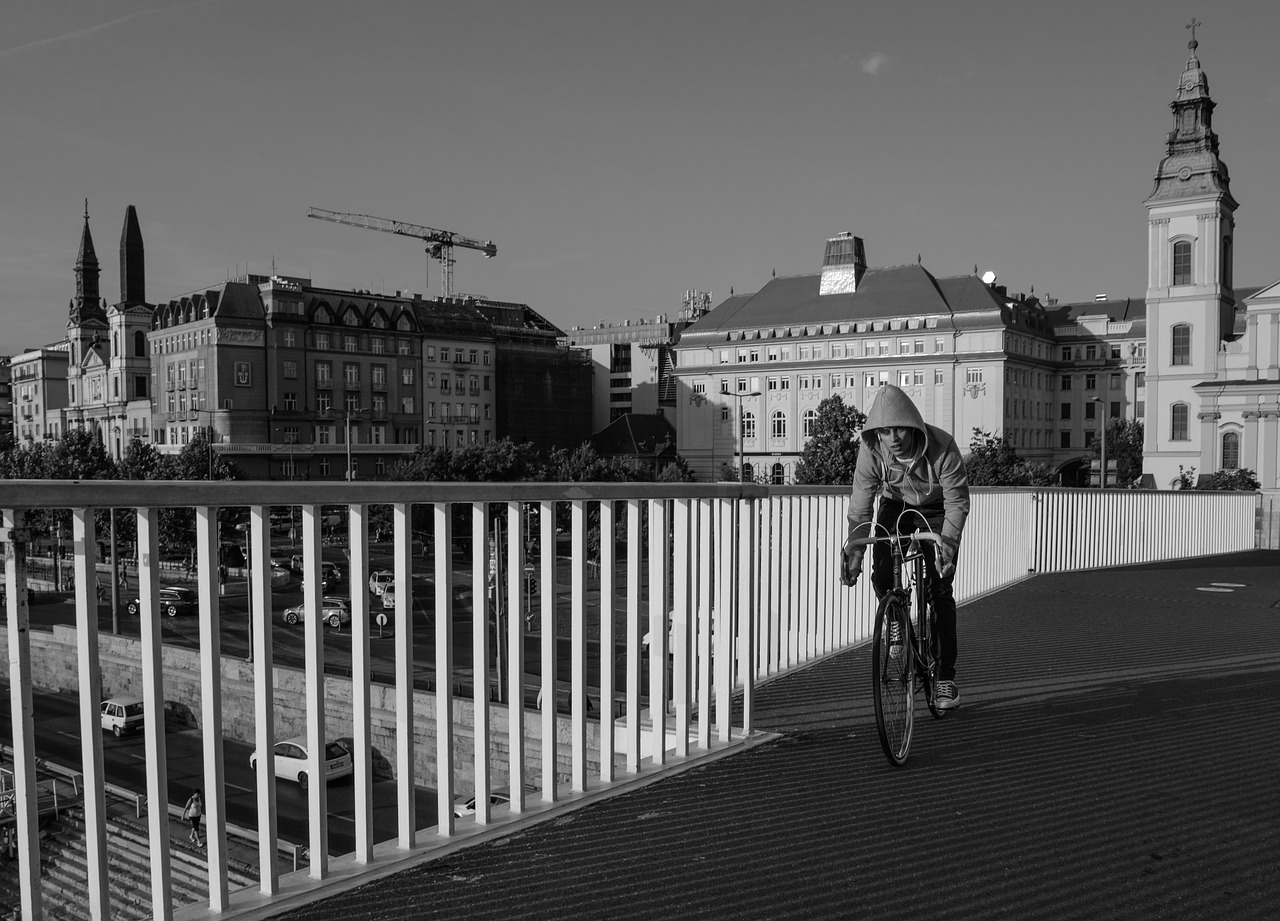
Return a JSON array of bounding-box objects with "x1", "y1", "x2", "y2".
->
[
  {"x1": 937, "y1": 540, "x2": 957, "y2": 579},
  {"x1": 840, "y1": 548, "x2": 863, "y2": 587}
]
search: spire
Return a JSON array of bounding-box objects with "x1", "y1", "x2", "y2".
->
[
  {"x1": 1146, "y1": 20, "x2": 1236, "y2": 208},
  {"x1": 71, "y1": 200, "x2": 106, "y2": 326},
  {"x1": 119, "y1": 204, "x2": 145, "y2": 306}
]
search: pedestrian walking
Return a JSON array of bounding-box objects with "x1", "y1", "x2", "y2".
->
[{"x1": 182, "y1": 788, "x2": 203, "y2": 847}]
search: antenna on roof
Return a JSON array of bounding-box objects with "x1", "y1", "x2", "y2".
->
[{"x1": 917, "y1": 254, "x2": 922, "y2": 264}]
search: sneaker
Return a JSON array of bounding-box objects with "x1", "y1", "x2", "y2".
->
[
  {"x1": 886, "y1": 616, "x2": 903, "y2": 658},
  {"x1": 934, "y1": 680, "x2": 960, "y2": 710}
]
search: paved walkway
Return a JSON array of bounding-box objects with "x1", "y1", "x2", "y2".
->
[{"x1": 240, "y1": 550, "x2": 1280, "y2": 920}]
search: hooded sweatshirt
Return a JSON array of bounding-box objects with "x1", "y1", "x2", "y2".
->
[{"x1": 845, "y1": 385, "x2": 970, "y2": 550}]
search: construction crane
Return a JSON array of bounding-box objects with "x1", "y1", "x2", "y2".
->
[{"x1": 306, "y1": 207, "x2": 496, "y2": 298}]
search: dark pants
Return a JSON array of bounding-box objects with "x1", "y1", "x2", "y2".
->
[{"x1": 868, "y1": 499, "x2": 959, "y2": 681}]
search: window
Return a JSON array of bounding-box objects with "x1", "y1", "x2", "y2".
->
[
  {"x1": 770, "y1": 411, "x2": 786, "y2": 439},
  {"x1": 1171, "y1": 402, "x2": 1189, "y2": 441},
  {"x1": 749, "y1": 348, "x2": 760, "y2": 362},
  {"x1": 899, "y1": 371, "x2": 911, "y2": 386},
  {"x1": 344, "y1": 334, "x2": 358, "y2": 352},
  {"x1": 1061, "y1": 403, "x2": 1071, "y2": 420},
  {"x1": 440, "y1": 347, "x2": 450, "y2": 363},
  {"x1": 767, "y1": 377, "x2": 779, "y2": 391},
  {"x1": 719, "y1": 350, "x2": 730, "y2": 364},
  {"x1": 767, "y1": 347, "x2": 778, "y2": 362},
  {"x1": 283, "y1": 359, "x2": 298, "y2": 379},
  {"x1": 1109, "y1": 373, "x2": 1120, "y2": 389},
  {"x1": 966, "y1": 368, "x2": 983, "y2": 384},
  {"x1": 316, "y1": 362, "x2": 332, "y2": 385},
  {"x1": 344, "y1": 363, "x2": 360, "y2": 385},
  {"x1": 913, "y1": 370, "x2": 924, "y2": 385},
  {"x1": 284, "y1": 392, "x2": 297, "y2": 411},
  {"x1": 693, "y1": 381, "x2": 707, "y2": 395},
  {"x1": 398, "y1": 339, "x2": 411, "y2": 355},
  {"x1": 1135, "y1": 372, "x2": 1146, "y2": 388},
  {"x1": 371, "y1": 338, "x2": 384, "y2": 354},
  {"x1": 1136, "y1": 400, "x2": 1145, "y2": 418},
  {"x1": 317, "y1": 392, "x2": 332, "y2": 413},
  {"x1": 1060, "y1": 431, "x2": 1071, "y2": 449},
  {"x1": 1061, "y1": 375, "x2": 1072, "y2": 391},
  {"x1": 935, "y1": 338, "x2": 945, "y2": 353},
  {"x1": 914, "y1": 340, "x2": 924, "y2": 354},
  {"x1": 1172, "y1": 240, "x2": 1192, "y2": 285},
  {"x1": 741, "y1": 411, "x2": 756, "y2": 438},
  {"x1": 402, "y1": 367, "x2": 415, "y2": 386},
  {"x1": 899, "y1": 340, "x2": 912, "y2": 355},
  {"x1": 1085, "y1": 345, "x2": 1097, "y2": 361},
  {"x1": 315, "y1": 332, "x2": 329, "y2": 351},
  {"x1": 802, "y1": 409, "x2": 818, "y2": 437},
  {"x1": 934, "y1": 369, "x2": 944, "y2": 385},
  {"x1": 1085, "y1": 401, "x2": 1096, "y2": 420},
  {"x1": 1085, "y1": 374, "x2": 1096, "y2": 390},
  {"x1": 372, "y1": 395, "x2": 386, "y2": 414},
  {"x1": 1171, "y1": 324, "x2": 1191, "y2": 366},
  {"x1": 1222, "y1": 431, "x2": 1240, "y2": 469},
  {"x1": 402, "y1": 396, "x2": 415, "y2": 413},
  {"x1": 771, "y1": 463, "x2": 786, "y2": 485},
  {"x1": 864, "y1": 373, "x2": 876, "y2": 388},
  {"x1": 372, "y1": 365, "x2": 387, "y2": 388},
  {"x1": 426, "y1": 346, "x2": 436, "y2": 361}
]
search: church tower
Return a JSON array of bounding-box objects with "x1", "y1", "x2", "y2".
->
[
  {"x1": 67, "y1": 201, "x2": 109, "y2": 370},
  {"x1": 106, "y1": 205, "x2": 154, "y2": 454},
  {"x1": 1142, "y1": 23, "x2": 1238, "y2": 487}
]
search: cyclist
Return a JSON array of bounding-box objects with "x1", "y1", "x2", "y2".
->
[{"x1": 840, "y1": 384, "x2": 970, "y2": 710}]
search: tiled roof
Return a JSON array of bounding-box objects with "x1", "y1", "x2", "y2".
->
[{"x1": 682, "y1": 264, "x2": 1001, "y2": 336}]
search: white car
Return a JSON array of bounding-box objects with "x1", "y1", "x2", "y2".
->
[
  {"x1": 249, "y1": 737, "x2": 353, "y2": 789},
  {"x1": 452, "y1": 791, "x2": 511, "y2": 818},
  {"x1": 281, "y1": 596, "x2": 351, "y2": 628},
  {"x1": 100, "y1": 697, "x2": 144, "y2": 737},
  {"x1": 368, "y1": 570, "x2": 394, "y2": 596}
]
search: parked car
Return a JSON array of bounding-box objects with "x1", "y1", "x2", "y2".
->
[
  {"x1": 368, "y1": 570, "x2": 394, "y2": 596},
  {"x1": 100, "y1": 697, "x2": 144, "y2": 737},
  {"x1": 281, "y1": 596, "x2": 351, "y2": 628},
  {"x1": 452, "y1": 791, "x2": 511, "y2": 818},
  {"x1": 125, "y1": 586, "x2": 199, "y2": 617},
  {"x1": 248, "y1": 737, "x2": 352, "y2": 789}
]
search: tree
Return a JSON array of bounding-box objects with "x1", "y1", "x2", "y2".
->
[
  {"x1": 540, "y1": 444, "x2": 640, "y2": 483},
  {"x1": 1201, "y1": 468, "x2": 1260, "y2": 491},
  {"x1": 1090, "y1": 419, "x2": 1144, "y2": 486},
  {"x1": 656, "y1": 454, "x2": 695, "y2": 483},
  {"x1": 964, "y1": 429, "x2": 1057, "y2": 487},
  {"x1": 793, "y1": 396, "x2": 867, "y2": 485}
]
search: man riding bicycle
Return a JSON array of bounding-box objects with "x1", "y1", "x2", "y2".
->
[{"x1": 841, "y1": 384, "x2": 970, "y2": 710}]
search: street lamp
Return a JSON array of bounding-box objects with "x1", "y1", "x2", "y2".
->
[
  {"x1": 1089, "y1": 397, "x2": 1107, "y2": 488},
  {"x1": 722, "y1": 387, "x2": 762, "y2": 483},
  {"x1": 345, "y1": 406, "x2": 369, "y2": 480}
]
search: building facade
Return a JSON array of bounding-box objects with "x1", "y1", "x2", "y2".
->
[
  {"x1": 673, "y1": 233, "x2": 1064, "y2": 483},
  {"x1": 1143, "y1": 36, "x2": 1279, "y2": 489},
  {"x1": 13, "y1": 208, "x2": 593, "y2": 477}
]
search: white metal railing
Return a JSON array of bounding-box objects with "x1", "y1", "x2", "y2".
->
[{"x1": 1, "y1": 482, "x2": 1263, "y2": 920}]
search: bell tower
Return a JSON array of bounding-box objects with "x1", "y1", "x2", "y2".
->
[{"x1": 1143, "y1": 21, "x2": 1238, "y2": 486}]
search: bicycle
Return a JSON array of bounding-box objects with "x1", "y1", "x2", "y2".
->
[{"x1": 846, "y1": 522, "x2": 949, "y2": 766}]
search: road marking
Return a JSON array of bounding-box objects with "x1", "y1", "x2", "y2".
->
[
  {"x1": 1196, "y1": 586, "x2": 1233, "y2": 593},
  {"x1": 1210, "y1": 582, "x2": 1247, "y2": 588}
]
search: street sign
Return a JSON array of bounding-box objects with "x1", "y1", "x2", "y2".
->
[{"x1": 376, "y1": 612, "x2": 387, "y2": 627}]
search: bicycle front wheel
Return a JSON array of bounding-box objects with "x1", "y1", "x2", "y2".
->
[{"x1": 872, "y1": 592, "x2": 915, "y2": 766}]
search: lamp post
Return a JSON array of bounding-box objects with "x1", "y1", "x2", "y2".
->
[
  {"x1": 1089, "y1": 397, "x2": 1107, "y2": 488},
  {"x1": 345, "y1": 406, "x2": 369, "y2": 480},
  {"x1": 722, "y1": 387, "x2": 762, "y2": 483}
]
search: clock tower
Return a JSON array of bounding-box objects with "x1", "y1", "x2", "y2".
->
[{"x1": 1142, "y1": 24, "x2": 1238, "y2": 487}]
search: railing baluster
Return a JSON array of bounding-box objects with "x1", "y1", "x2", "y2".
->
[
  {"x1": 647, "y1": 498, "x2": 668, "y2": 767},
  {"x1": 72, "y1": 508, "x2": 109, "y2": 920},
  {"x1": 435, "y1": 501, "x2": 455, "y2": 837},
  {"x1": 570, "y1": 500, "x2": 587, "y2": 791},
  {"x1": 625, "y1": 500, "x2": 641, "y2": 773},
  {"x1": 505, "y1": 500, "x2": 525, "y2": 814},
  {"x1": 349, "y1": 502, "x2": 374, "y2": 862},
  {"x1": 598, "y1": 499, "x2": 615, "y2": 784},
  {"x1": 470, "y1": 502, "x2": 491, "y2": 824},
  {"x1": 195, "y1": 505, "x2": 229, "y2": 909},
  {"x1": 393, "y1": 501, "x2": 416, "y2": 848},
  {"x1": 538, "y1": 500, "x2": 557, "y2": 802}
]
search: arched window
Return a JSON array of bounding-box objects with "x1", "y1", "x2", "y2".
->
[
  {"x1": 133, "y1": 330, "x2": 146, "y2": 357},
  {"x1": 1170, "y1": 402, "x2": 1189, "y2": 441},
  {"x1": 741, "y1": 462, "x2": 754, "y2": 482},
  {"x1": 771, "y1": 410, "x2": 786, "y2": 439},
  {"x1": 771, "y1": 462, "x2": 786, "y2": 485},
  {"x1": 1171, "y1": 324, "x2": 1191, "y2": 366},
  {"x1": 741, "y1": 411, "x2": 756, "y2": 439},
  {"x1": 1222, "y1": 431, "x2": 1240, "y2": 469},
  {"x1": 1172, "y1": 240, "x2": 1192, "y2": 285},
  {"x1": 802, "y1": 409, "x2": 818, "y2": 437}
]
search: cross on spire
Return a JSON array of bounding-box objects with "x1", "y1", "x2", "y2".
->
[{"x1": 1186, "y1": 17, "x2": 1200, "y2": 48}]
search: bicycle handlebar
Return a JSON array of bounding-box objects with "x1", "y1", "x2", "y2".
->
[{"x1": 845, "y1": 531, "x2": 945, "y2": 550}]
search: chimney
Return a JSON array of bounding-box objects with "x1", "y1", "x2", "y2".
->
[{"x1": 819, "y1": 233, "x2": 866, "y2": 295}]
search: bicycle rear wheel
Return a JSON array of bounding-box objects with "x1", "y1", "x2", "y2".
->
[
  {"x1": 872, "y1": 592, "x2": 915, "y2": 766},
  {"x1": 924, "y1": 600, "x2": 948, "y2": 720}
]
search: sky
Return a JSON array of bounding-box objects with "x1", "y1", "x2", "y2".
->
[{"x1": 2, "y1": 0, "x2": 1279, "y2": 354}]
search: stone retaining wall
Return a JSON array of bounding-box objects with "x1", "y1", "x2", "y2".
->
[{"x1": 2, "y1": 625, "x2": 600, "y2": 795}]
